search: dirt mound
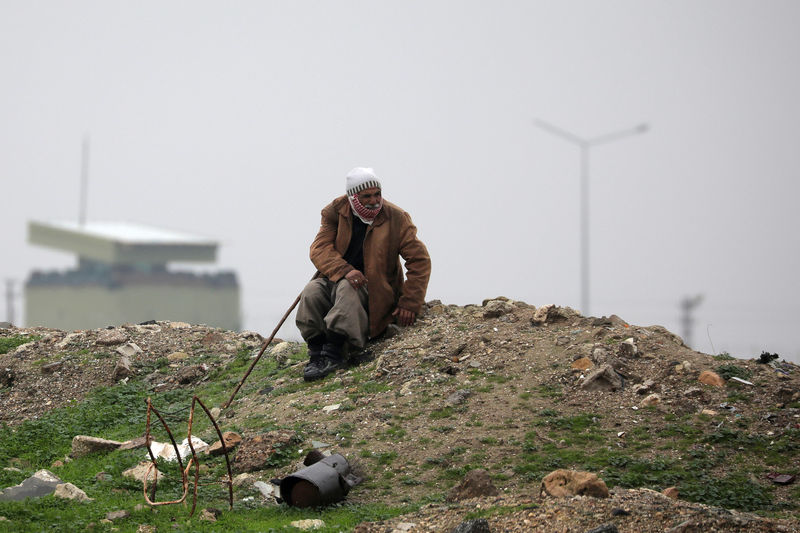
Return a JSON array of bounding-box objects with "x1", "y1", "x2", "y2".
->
[{"x1": 1, "y1": 299, "x2": 799, "y2": 532}]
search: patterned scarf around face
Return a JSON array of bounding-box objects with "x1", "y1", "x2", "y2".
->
[{"x1": 348, "y1": 193, "x2": 383, "y2": 225}]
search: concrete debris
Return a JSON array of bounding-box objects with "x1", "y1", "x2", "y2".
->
[
  {"x1": 112, "y1": 354, "x2": 134, "y2": 381},
  {"x1": 71, "y1": 435, "x2": 123, "y2": 458},
  {"x1": 96, "y1": 329, "x2": 128, "y2": 346},
  {"x1": 115, "y1": 342, "x2": 143, "y2": 358},
  {"x1": 253, "y1": 480, "x2": 279, "y2": 500},
  {"x1": 580, "y1": 364, "x2": 624, "y2": 392},
  {"x1": 53, "y1": 482, "x2": 92, "y2": 502},
  {"x1": 290, "y1": 519, "x2": 326, "y2": 530},
  {"x1": 633, "y1": 379, "x2": 656, "y2": 395},
  {"x1": 147, "y1": 436, "x2": 208, "y2": 462},
  {"x1": 0, "y1": 470, "x2": 62, "y2": 502},
  {"x1": 105, "y1": 510, "x2": 130, "y2": 521},
  {"x1": 122, "y1": 462, "x2": 165, "y2": 483},
  {"x1": 618, "y1": 338, "x2": 639, "y2": 358}
]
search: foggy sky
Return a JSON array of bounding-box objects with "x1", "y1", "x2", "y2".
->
[{"x1": 1, "y1": 1, "x2": 799, "y2": 363}]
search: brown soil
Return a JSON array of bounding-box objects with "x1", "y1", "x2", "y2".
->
[{"x1": 1, "y1": 298, "x2": 799, "y2": 532}]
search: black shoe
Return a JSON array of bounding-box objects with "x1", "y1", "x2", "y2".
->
[{"x1": 303, "y1": 355, "x2": 344, "y2": 381}]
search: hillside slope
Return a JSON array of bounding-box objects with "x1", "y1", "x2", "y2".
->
[{"x1": 1, "y1": 298, "x2": 798, "y2": 532}]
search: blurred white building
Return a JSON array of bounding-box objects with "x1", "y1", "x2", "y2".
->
[{"x1": 25, "y1": 220, "x2": 240, "y2": 330}]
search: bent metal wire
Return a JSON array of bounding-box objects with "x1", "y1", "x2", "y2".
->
[{"x1": 143, "y1": 396, "x2": 234, "y2": 516}]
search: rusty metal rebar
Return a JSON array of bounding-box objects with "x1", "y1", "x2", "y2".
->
[
  {"x1": 142, "y1": 395, "x2": 235, "y2": 516},
  {"x1": 143, "y1": 398, "x2": 189, "y2": 506}
]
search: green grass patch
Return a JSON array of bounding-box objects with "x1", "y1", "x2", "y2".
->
[{"x1": 0, "y1": 335, "x2": 41, "y2": 355}]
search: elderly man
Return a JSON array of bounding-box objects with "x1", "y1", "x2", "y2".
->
[{"x1": 296, "y1": 167, "x2": 431, "y2": 381}]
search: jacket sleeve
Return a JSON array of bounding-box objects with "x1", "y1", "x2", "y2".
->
[
  {"x1": 396, "y1": 212, "x2": 431, "y2": 314},
  {"x1": 309, "y1": 202, "x2": 354, "y2": 282}
]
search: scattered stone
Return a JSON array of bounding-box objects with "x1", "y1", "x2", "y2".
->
[
  {"x1": 148, "y1": 437, "x2": 208, "y2": 461},
  {"x1": 531, "y1": 304, "x2": 555, "y2": 325},
  {"x1": 699, "y1": 370, "x2": 725, "y2": 387},
  {"x1": 175, "y1": 364, "x2": 207, "y2": 384},
  {"x1": 206, "y1": 431, "x2": 242, "y2": 456},
  {"x1": 53, "y1": 482, "x2": 92, "y2": 502},
  {"x1": 322, "y1": 403, "x2": 341, "y2": 413},
  {"x1": 119, "y1": 436, "x2": 150, "y2": 451},
  {"x1": 392, "y1": 523, "x2": 417, "y2": 532},
  {"x1": 96, "y1": 329, "x2": 127, "y2": 346},
  {"x1": 445, "y1": 389, "x2": 472, "y2": 406},
  {"x1": 633, "y1": 379, "x2": 656, "y2": 395},
  {"x1": 115, "y1": 343, "x2": 143, "y2": 358},
  {"x1": 571, "y1": 357, "x2": 594, "y2": 371},
  {"x1": 105, "y1": 510, "x2": 130, "y2": 521},
  {"x1": 541, "y1": 469, "x2": 610, "y2": 498},
  {"x1": 640, "y1": 393, "x2": 661, "y2": 407},
  {"x1": 71, "y1": 436, "x2": 123, "y2": 458},
  {"x1": 167, "y1": 351, "x2": 189, "y2": 362},
  {"x1": 290, "y1": 518, "x2": 325, "y2": 530},
  {"x1": 555, "y1": 336, "x2": 571, "y2": 346},
  {"x1": 253, "y1": 480, "x2": 279, "y2": 499},
  {"x1": 0, "y1": 470, "x2": 62, "y2": 501},
  {"x1": 270, "y1": 341, "x2": 294, "y2": 356},
  {"x1": 233, "y1": 431, "x2": 297, "y2": 473},
  {"x1": 450, "y1": 518, "x2": 491, "y2": 533},
  {"x1": 122, "y1": 462, "x2": 164, "y2": 483},
  {"x1": 674, "y1": 361, "x2": 692, "y2": 374},
  {"x1": 684, "y1": 387, "x2": 704, "y2": 399},
  {"x1": 580, "y1": 364, "x2": 624, "y2": 392},
  {"x1": 0, "y1": 367, "x2": 14, "y2": 387},
  {"x1": 137, "y1": 525, "x2": 156, "y2": 533},
  {"x1": 232, "y1": 473, "x2": 256, "y2": 487},
  {"x1": 41, "y1": 361, "x2": 64, "y2": 374},
  {"x1": 199, "y1": 508, "x2": 217, "y2": 521},
  {"x1": 446, "y1": 469, "x2": 498, "y2": 501},
  {"x1": 586, "y1": 525, "x2": 618, "y2": 533},
  {"x1": 662, "y1": 486, "x2": 680, "y2": 499},
  {"x1": 618, "y1": 338, "x2": 639, "y2": 358},
  {"x1": 112, "y1": 355, "x2": 134, "y2": 381},
  {"x1": 482, "y1": 299, "x2": 515, "y2": 318}
]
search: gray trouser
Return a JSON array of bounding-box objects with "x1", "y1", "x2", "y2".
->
[{"x1": 295, "y1": 278, "x2": 369, "y2": 350}]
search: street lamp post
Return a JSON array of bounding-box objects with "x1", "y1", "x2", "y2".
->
[{"x1": 534, "y1": 119, "x2": 648, "y2": 316}]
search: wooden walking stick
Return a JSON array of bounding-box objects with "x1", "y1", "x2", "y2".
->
[{"x1": 223, "y1": 273, "x2": 318, "y2": 409}]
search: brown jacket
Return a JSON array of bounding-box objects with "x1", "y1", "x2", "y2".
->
[{"x1": 310, "y1": 195, "x2": 431, "y2": 338}]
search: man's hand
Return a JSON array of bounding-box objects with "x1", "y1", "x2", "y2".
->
[
  {"x1": 392, "y1": 307, "x2": 416, "y2": 327},
  {"x1": 345, "y1": 270, "x2": 367, "y2": 290}
]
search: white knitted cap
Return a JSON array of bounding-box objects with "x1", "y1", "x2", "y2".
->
[{"x1": 346, "y1": 167, "x2": 382, "y2": 196}]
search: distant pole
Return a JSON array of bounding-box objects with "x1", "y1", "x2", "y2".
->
[
  {"x1": 79, "y1": 135, "x2": 90, "y2": 226},
  {"x1": 680, "y1": 294, "x2": 703, "y2": 348},
  {"x1": 534, "y1": 119, "x2": 648, "y2": 316},
  {"x1": 4, "y1": 279, "x2": 13, "y2": 325}
]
